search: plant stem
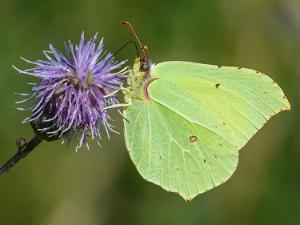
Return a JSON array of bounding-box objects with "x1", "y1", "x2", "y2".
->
[{"x1": 0, "y1": 135, "x2": 43, "y2": 175}]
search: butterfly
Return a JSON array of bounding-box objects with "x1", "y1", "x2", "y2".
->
[{"x1": 121, "y1": 21, "x2": 290, "y2": 201}]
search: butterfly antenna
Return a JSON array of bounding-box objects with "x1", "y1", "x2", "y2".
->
[
  {"x1": 112, "y1": 40, "x2": 140, "y2": 59},
  {"x1": 122, "y1": 21, "x2": 150, "y2": 70},
  {"x1": 98, "y1": 40, "x2": 139, "y2": 72}
]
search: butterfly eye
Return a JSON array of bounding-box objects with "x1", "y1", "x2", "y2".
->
[{"x1": 140, "y1": 62, "x2": 149, "y2": 71}]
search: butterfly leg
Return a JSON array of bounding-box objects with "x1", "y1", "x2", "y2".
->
[
  {"x1": 104, "y1": 103, "x2": 131, "y2": 110},
  {"x1": 117, "y1": 109, "x2": 130, "y2": 123},
  {"x1": 104, "y1": 86, "x2": 131, "y2": 99}
]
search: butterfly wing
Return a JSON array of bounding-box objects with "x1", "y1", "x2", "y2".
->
[{"x1": 124, "y1": 61, "x2": 290, "y2": 200}]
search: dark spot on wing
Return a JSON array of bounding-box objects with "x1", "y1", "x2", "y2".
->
[
  {"x1": 204, "y1": 159, "x2": 206, "y2": 163},
  {"x1": 218, "y1": 65, "x2": 222, "y2": 68},
  {"x1": 222, "y1": 122, "x2": 226, "y2": 125},
  {"x1": 213, "y1": 154, "x2": 218, "y2": 159},
  {"x1": 189, "y1": 135, "x2": 197, "y2": 143},
  {"x1": 218, "y1": 143, "x2": 223, "y2": 147},
  {"x1": 215, "y1": 83, "x2": 221, "y2": 88},
  {"x1": 238, "y1": 67, "x2": 242, "y2": 69}
]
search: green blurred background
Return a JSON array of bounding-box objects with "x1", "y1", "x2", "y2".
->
[{"x1": 0, "y1": 0, "x2": 299, "y2": 224}]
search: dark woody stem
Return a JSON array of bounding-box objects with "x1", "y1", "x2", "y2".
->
[{"x1": 0, "y1": 135, "x2": 43, "y2": 175}]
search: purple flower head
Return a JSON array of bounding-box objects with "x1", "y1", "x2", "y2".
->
[{"x1": 14, "y1": 32, "x2": 127, "y2": 150}]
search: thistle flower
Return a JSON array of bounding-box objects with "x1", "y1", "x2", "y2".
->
[{"x1": 14, "y1": 32, "x2": 127, "y2": 150}]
